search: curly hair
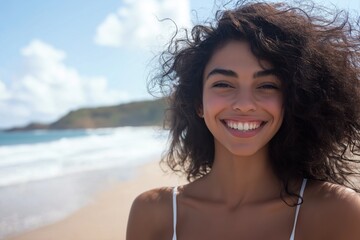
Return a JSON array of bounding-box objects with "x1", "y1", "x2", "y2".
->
[{"x1": 149, "y1": 0, "x2": 360, "y2": 194}]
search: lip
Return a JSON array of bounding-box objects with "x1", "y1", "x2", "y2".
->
[{"x1": 221, "y1": 119, "x2": 266, "y2": 138}]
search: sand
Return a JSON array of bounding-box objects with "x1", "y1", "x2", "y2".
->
[{"x1": 6, "y1": 161, "x2": 187, "y2": 240}]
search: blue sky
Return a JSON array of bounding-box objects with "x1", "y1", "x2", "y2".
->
[{"x1": 0, "y1": 0, "x2": 359, "y2": 129}]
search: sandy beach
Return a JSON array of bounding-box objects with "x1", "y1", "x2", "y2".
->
[{"x1": 6, "y1": 160, "x2": 186, "y2": 240}]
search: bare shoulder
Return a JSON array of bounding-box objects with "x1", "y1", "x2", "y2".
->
[
  {"x1": 126, "y1": 187, "x2": 175, "y2": 240},
  {"x1": 304, "y1": 180, "x2": 360, "y2": 239}
]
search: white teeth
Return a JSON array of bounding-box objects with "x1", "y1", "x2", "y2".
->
[{"x1": 225, "y1": 121, "x2": 261, "y2": 131}]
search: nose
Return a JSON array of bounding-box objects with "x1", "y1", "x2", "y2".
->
[{"x1": 232, "y1": 89, "x2": 257, "y2": 112}]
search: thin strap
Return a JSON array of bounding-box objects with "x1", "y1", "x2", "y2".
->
[
  {"x1": 289, "y1": 178, "x2": 307, "y2": 240},
  {"x1": 172, "y1": 186, "x2": 178, "y2": 240}
]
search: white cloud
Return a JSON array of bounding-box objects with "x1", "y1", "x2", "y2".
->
[
  {"x1": 0, "y1": 39, "x2": 129, "y2": 129},
  {"x1": 94, "y1": 0, "x2": 192, "y2": 49},
  {"x1": 0, "y1": 81, "x2": 10, "y2": 101}
]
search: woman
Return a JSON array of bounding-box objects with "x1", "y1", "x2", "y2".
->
[{"x1": 127, "y1": 1, "x2": 360, "y2": 239}]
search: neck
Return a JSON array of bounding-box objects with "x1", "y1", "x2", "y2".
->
[{"x1": 205, "y1": 144, "x2": 281, "y2": 207}]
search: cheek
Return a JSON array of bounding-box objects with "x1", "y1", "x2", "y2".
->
[
  {"x1": 259, "y1": 95, "x2": 284, "y2": 123},
  {"x1": 269, "y1": 98, "x2": 283, "y2": 114},
  {"x1": 270, "y1": 97, "x2": 284, "y2": 125},
  {"x1": 202, "y1": 93, "x2": 217, "y2": 111},
  {"x1": 258, "y1": 94, "x2": 283, "y2": 110},
  {"x1": 202, "y1": 94, "x2": 228, "y2": 118},
  {"x1": 274, "y1": 96, "x2": 284, "y2": 116}
]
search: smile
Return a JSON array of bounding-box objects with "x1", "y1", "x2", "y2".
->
[{"x1": 223, "y1": 120, "x2": 264, "y2": 131}]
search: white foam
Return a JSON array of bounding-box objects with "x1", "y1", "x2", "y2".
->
[{"x1": 0, "y1": 127, "x2": 168, "y2": 187}]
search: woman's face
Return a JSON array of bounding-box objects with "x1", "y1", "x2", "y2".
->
[{"x1": 201, "y1": 40, "x2": 284, "y2": 158}]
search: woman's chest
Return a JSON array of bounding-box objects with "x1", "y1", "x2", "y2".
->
[{"x1": 174, "y1": 201, "x2": 297, "y2": 240}]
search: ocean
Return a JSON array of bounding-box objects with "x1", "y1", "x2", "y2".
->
[{"x1": 0, "y1": 127, "x2": 168, "y2": 239}]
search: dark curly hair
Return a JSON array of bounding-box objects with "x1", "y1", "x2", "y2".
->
[{"x1": 149, "y1": 0, "x2": 360, "y2": 194}]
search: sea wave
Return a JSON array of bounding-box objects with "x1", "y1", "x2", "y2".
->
[{"x1": 0, "y1": 127, "x2": 168, "y2": 187}]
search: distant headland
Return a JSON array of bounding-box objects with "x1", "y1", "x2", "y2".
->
[{"x1": 5, "y1": 98, "x2": 167, "y2": 132}]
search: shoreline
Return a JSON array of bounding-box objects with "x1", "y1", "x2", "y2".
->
[{"x1": 5, "y1": 160, "x2": 187, "y2": 240}]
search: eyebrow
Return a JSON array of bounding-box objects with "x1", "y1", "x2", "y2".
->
[{"x1": 205, "y1": 68, "x2": 277, "y2": 79}]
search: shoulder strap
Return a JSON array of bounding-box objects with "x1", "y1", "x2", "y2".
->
[
  {"x1": 172, "y1": 186, "x2": 178, "y2": 240},
  {"x1": 289, "y1": 178, "x2": 307, "y2": 240}
]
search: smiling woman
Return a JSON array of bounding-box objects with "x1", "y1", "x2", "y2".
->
[
  {"x1": 127, "y1": 1, "x2": 360, "y2": 239},
  {"x1": 202, "y1": 41, "x2": 284, "y2": 157}
]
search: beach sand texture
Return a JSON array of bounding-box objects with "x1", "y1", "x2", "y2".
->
[{"x1": 6, "y1": 161, "x2": 186, "y2": 240}]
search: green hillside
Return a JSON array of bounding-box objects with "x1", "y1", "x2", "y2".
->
[{"x1": 6, "y1": 98, "x2": 167, "y2": 131}]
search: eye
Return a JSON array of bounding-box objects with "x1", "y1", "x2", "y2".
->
[
  {"x1": 212, "y1": 82, "x2": 234, "y2": 88},
  {"x1": 257, "y1": 83, "x2": 280, "y2": 90}
]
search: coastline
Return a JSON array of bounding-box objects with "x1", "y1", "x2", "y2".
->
[{"x1": 5, "y1": 160, "x2": 187, "y2": 240}]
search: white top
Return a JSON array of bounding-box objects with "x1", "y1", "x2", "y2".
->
[{"x1": 172, "y1": 178, "x2": 308, "y2": 240}]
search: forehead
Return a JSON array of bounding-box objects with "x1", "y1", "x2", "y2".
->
[{"x1": 204, "y1": 40, "x2": 272, "y2": 76}]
